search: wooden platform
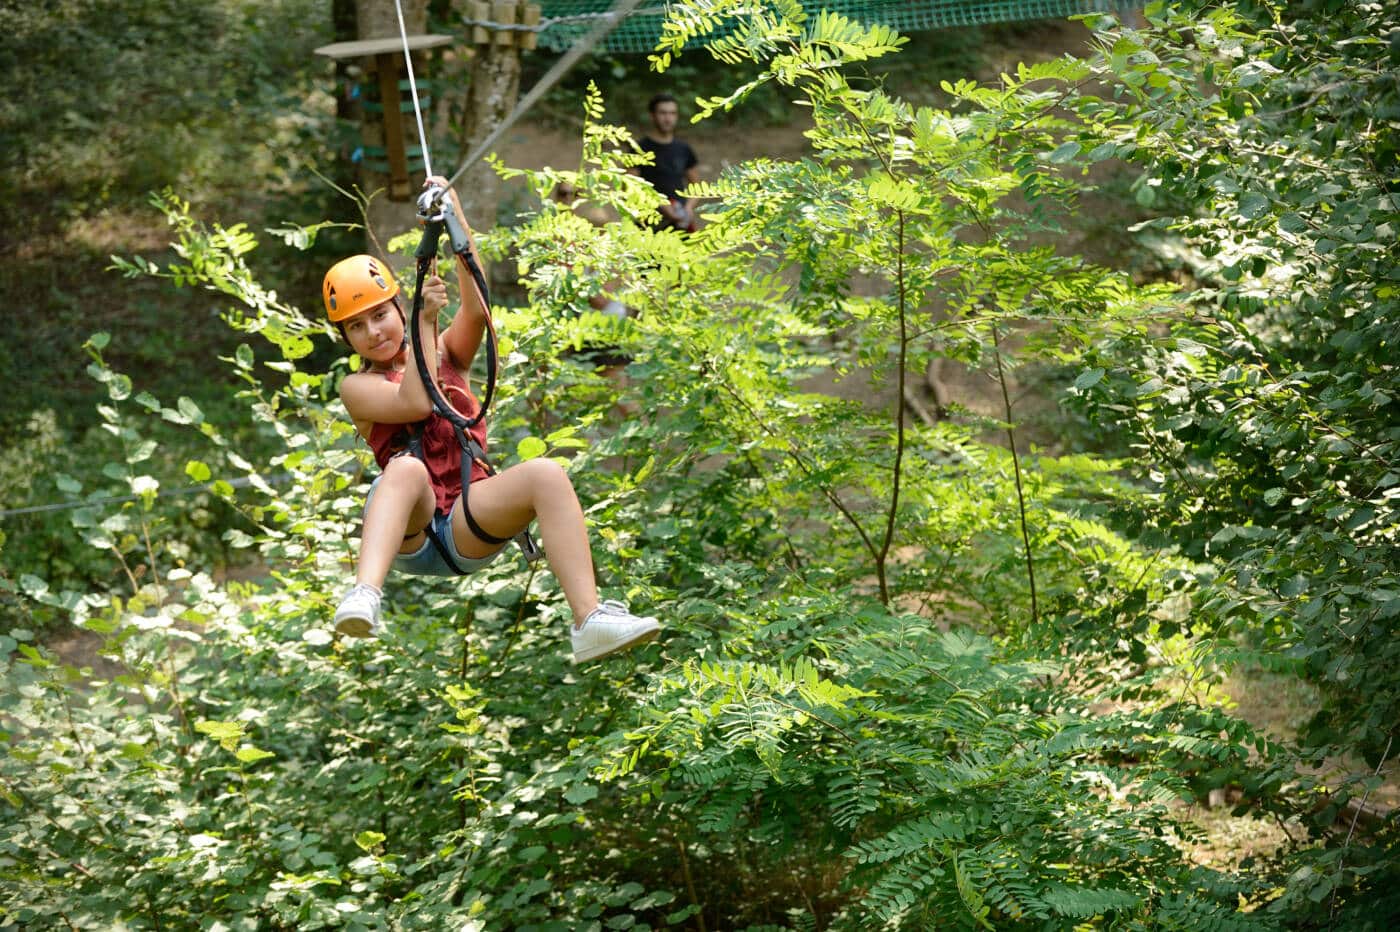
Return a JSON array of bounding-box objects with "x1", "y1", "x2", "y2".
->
[{"x1": 313, "y1": 34, "x2": 452, "y2": 59}]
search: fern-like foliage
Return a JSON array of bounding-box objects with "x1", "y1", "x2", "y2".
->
[{"x1": 591, "y1": 604, "x2": 1278, "y2": 927}]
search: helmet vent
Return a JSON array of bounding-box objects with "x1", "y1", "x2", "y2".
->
[{"x1": 366, "y1": 259, "x2": 389, "y2": 291}]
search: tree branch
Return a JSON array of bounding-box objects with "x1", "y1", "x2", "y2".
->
[{"x1": 992, "y1": 324, "x2": 1038, "y2": 627}]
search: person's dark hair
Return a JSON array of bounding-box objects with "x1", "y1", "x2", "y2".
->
[{"x1": 647, "y1": 93, "x2": 677, "y2": 114}]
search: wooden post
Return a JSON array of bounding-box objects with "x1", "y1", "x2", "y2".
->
[
  {"x1": 469, "y1": 1, "x2": 490, "y2": 45},
  {"x1": 329, "y1": 0, "x2": 359, "y2": 224},
  {"x1": 374, "y1": 53, "x2": 411, "y2": 200},
  {"x1": 459, "y1": 0, "x2": 524, "y2": 230},
  {"x1": 492, "y1": 1, "x2": 517, "y2": 46},
  {"x1": 519, "y1": 4, "x2": 541, "y2": 51},
  {"x1": 360, "y1": 0, "x2": 422, "y2": 248},
  {"x1": 315, "y1": 7, "x2": 451, "y2": 250}
]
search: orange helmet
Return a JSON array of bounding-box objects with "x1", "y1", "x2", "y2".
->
[{"x1": 322, "y1": 255, "x2": 399, "y2": 322}]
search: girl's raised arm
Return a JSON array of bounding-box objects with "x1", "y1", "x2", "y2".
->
[
  {"x1": 433, "y1": 180, "x2": 488, "y2": 374},
  {"x1": 339, "y1": 273, "x2": 449, "y2": 427}
]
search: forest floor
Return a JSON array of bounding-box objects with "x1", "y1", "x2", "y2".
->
[{"x1": 22, "y1": 16, "x2": 1394, "y2": 885}]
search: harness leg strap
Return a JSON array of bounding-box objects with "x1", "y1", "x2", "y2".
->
[
  {"x1": 462, "y1": 496, "x2": 513, "y2": 546},
  {"x1": 459, "y1": 429, "x2": 543, "y2": 560}
]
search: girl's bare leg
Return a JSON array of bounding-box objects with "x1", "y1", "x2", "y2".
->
[
  {"x1": 358, "y1": 456, "x2": 436, "y2": 588},
  {"x1": 449, "y1": 459, "x2": 599, "y2": 624}
]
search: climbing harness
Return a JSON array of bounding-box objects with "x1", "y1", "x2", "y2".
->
[
  {"x1": 403, "y1": 199, "x2": 542, "y2": 567},
  {"x1": 384, "y1": 0, "x2": 644, "y2": 568}
]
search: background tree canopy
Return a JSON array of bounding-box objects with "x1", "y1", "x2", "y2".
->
[{"x1": 1, "y1": 0, "x2": 1397, "y2": 928}]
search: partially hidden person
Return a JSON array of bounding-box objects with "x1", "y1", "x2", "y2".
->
[{"x1": 633, "y1": 93, "x2": 700, "y2": 232}]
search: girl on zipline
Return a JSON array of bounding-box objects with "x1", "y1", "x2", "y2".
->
[{"x1": 324, "y1": 177, "x2": 660, "y2": 663}]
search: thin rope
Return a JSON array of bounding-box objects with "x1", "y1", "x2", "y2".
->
[
  {"x1": 394, "y1": 0, "x2": 435, "y2": 179},
  {"x1": 442, "y1": 0, "x2": 649, "y2": 192},
  {"x1": 0, "y1": 474, "x2": 290, "y2": 520}
]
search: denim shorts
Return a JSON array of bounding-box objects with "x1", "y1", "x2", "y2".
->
[{"x1": 365, "y1": 475, "x2": 504, "y2": 578}]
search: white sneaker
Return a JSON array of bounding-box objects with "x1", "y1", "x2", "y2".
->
[
  {"x1": 572, "y1": 600, "x2": 660, "y2": 663},
  {"x1": 334, "y1": 583, "x2": 382, "y2": 638}
]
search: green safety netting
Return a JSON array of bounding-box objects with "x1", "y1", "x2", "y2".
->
[{"x1": 531, "y1": 0, "x2": 1142, "y2": 53}]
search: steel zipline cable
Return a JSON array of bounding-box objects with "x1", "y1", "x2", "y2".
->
[
  {"x1": 0, "y1": 475, "x2": 290, "y2": 520},
  {"x1": 387, "y1": 0, "x2": 647, "y2": 563},
  {"x1": 395, "y1": 0, "x2": 435, "y2": 180},
  {"x1": 431, "y1": 0, "x2": 650, "y2": 198}
]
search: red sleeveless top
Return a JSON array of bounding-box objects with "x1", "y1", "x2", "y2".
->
[{"x1": 366, "y1": 364, "x2": 490, "y2": 516}]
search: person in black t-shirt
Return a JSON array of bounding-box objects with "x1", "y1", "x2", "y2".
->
[{"x1": 633, "y1": 93, "x2": 700, "y2": 231}]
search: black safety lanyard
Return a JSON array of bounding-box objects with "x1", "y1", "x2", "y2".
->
[
  {"x1": 383, "y1": 0, "x2": 649, "y2": 570},
  {"x1": 405, "y1": 203, "x2": 542, "y2": 567}
]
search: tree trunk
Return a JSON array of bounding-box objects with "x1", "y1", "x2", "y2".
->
[
  {"x1": 357, "y1": 0, "x2": 426, "y2": 38},
  {"x1": 458, "y1": 31, "x2": 522, "y2": 227}
]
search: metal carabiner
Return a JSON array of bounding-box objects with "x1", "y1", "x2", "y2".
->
[
  {"x1": 416, "y1": 183, "x2": 447, "y2": 223},
  {"x1": 418, "y1": 182, "x2": 472, "y2": 258}
]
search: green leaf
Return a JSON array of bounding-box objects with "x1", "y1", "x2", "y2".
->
[
  {"x1": 80, "y1": 527, "x2": 115, "y2": 550},
  {"x1": 195, "y1": 719, "x2": 245, "y2": 752},
  {"x1": 564, "y1": 783, "x2": 600, "y2": 805},
  {"x1": 185, "y1": 460, "x2": 212, "y2": 482},
  {"x1": 235, "y1": 746, "x2": 275, "y2": 764},
  {"x1": 865, "y1": 172, "x2": 920, "y2": 210},
  {"x1": 19, "y1": 575, "x2": 49, "y2": 599},
  {"x1": 354, "y1": 830, "x2": 386, "y2": 851},
  {"x1": 1238, "y1": 192, "x2": 1270, "y2": 220},
  {"x1": 106, "y1": 373, "x2": 133, "y2": 401},
  {"x1": 1074, "y1": 368, "x2": 1105, "y2": 391},
  {"x1": 128, "y1": 439, "x2": 158, "y2": 464},
  {"x1": 517, "y1": 436, "x2": 547, "y2": 461},
  {"x1": 177, "y1": 397, "x2": 204, "y2": 425},
  {"x1": 1048, "y1": 141, "x2": 1082, "y2": 164},
  {"x1": 1042, "y1": 886, "x2": 1141, "y2": 918}
]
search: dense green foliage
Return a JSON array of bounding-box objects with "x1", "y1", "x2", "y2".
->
[
  {"x1": 1067, "y1": 0, "x2": 1400, "y2": 918},
  {"x1": 0, "y1": 0, "x2": 329, "y2": 211},
  {"x1": 1080, "y1": 0, "x2": 1398, "y2": 755},
  {"x1": 0, "y1": 0, "x2": 343, "y2": 605},
  {"x1": 2, "y1": 1, "x2": 1396, "y2": 928}
]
